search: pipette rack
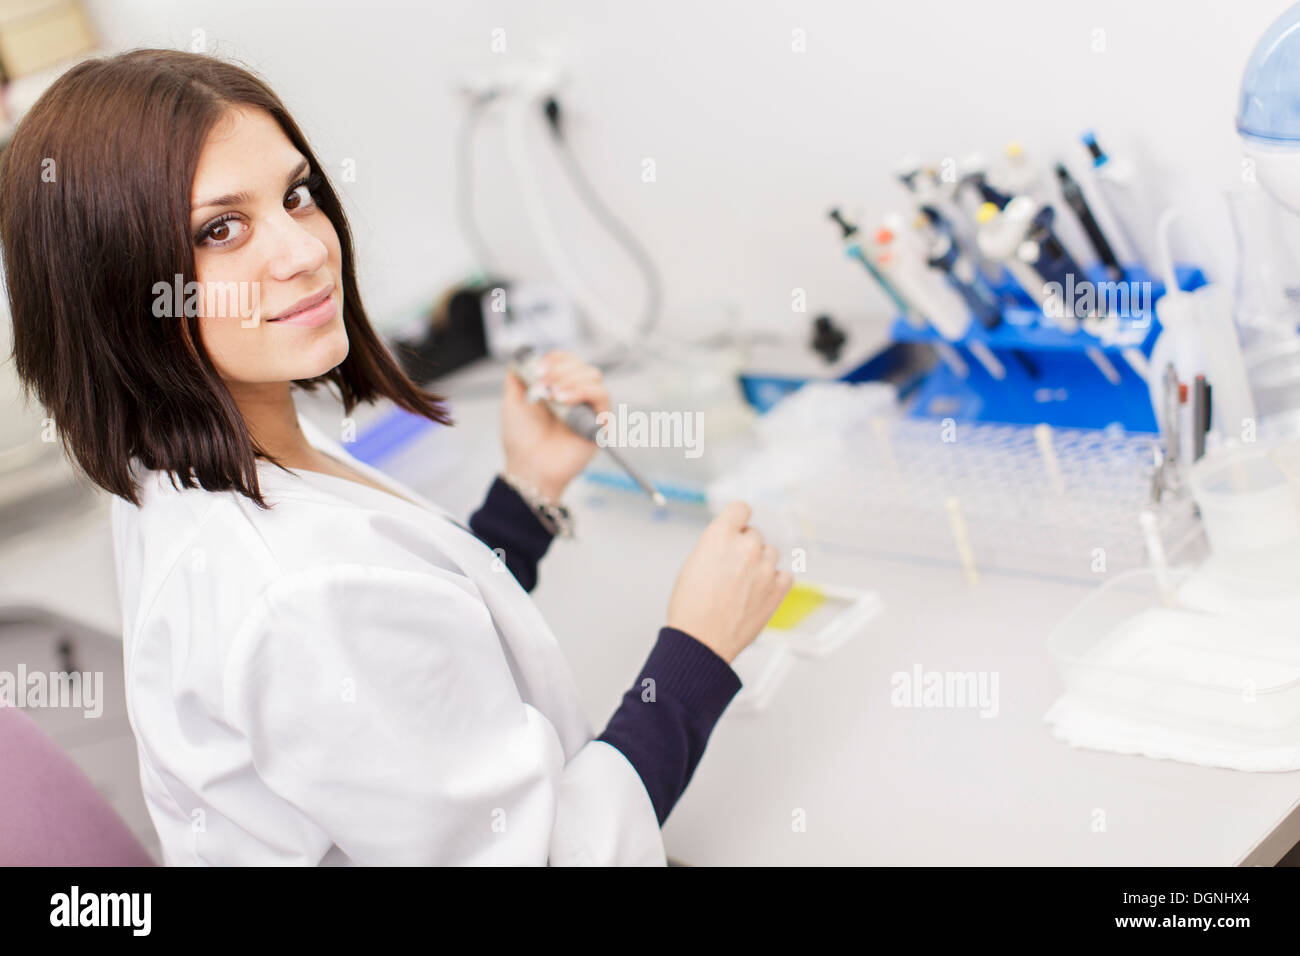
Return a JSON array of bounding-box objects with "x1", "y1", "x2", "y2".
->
[
  {"x1": 705, "y1": 415, "x2": 1204, "y2": 583},
  {"x1": 881, "y1": 263, "x2": 1207, "y2": 431}
]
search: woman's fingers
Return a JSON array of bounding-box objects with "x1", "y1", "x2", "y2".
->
[
  {"x1": 552, "y1": 379, "x2": 610, "y2": 416},
  {"x1": 548, "y1": 369, "x2": 602, "y2": 397},
  {"x1": 540, "y1": 351, "x2": 601, "y2": 384},
  {"x1": 537, "y1": 352, "x2": 608, "y2": 414}
]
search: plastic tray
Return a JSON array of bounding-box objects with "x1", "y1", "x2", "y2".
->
[
  {"x1": 1048, "y1": 567, "x2": 1300, "y2": 744},
  {"x1": 728, "y1": 584, "x2": 882, "y2": 714}
]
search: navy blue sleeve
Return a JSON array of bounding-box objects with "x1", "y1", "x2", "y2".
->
[
  {"x1": 470, "y1": 479, "x2": 742, "y2": 826},
  {"x1": 468, "y1": 476, "x2": 554, "y2": 593},
  {"x1": 598, "y1": 627, "x2": 743, "y2": 826}
]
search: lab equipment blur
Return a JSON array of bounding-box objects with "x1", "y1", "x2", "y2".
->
[
  {"x1": 1041, "y1": 8, "x2": 1300, "y2": 771},
  {"x1": 828, "y1": 127, "x2": 1198, "y2": 434}
]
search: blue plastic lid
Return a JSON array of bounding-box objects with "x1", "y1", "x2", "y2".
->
[{"x1": 1238, "y1": 2, "x2": 1300, "y2": 144}]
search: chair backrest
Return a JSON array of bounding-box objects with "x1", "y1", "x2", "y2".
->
[{"x1": 0, "y1": 705, "x2": 154, "y2": 866}]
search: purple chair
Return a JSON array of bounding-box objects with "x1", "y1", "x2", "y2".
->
[{"x1": 0, "y1": 705, "x2": 155, "y2": 866}]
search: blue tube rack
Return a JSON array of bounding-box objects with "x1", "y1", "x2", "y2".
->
[
  {"x1": 875, "y1": 263, "x2": 1206, "y2": 432},
  {"x1": 736, "y1": 263, "x2": 1207, "y2": 430}
]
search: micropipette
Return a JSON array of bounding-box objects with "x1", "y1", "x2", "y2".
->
[
  {"x1": 914, "y1": 208, "x2": 1002, "y2": 329},
  {"x1": 1081, "y1": 131, "x2": 1154, "y2": 268},
  {"x1": 829, "y1": 208, "x2": 920, "y2": 324},
  {"x1": 508, "y1": 346, "x2": 667, "y2": 508},
  {"x1": 1055, "y1": 162, "x2": 1123, "y2": 281}
]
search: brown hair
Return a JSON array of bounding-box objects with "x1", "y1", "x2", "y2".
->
[{"x1": 0, "y1": 48, "x2": 453, "y2": 508}]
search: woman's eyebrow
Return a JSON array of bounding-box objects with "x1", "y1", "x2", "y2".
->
[{"x1": 191, "y1": 158, "x2": 310, "y2": 212}]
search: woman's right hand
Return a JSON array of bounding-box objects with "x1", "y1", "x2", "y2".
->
[{"x1": 666, "y1": 501, "x2": 793, "y2": 665}]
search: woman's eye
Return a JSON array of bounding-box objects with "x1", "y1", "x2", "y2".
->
[
  {"x1": 194, "y1": 176, "x2": 321, "y2": 248},
  {"x1": 285, "y1": 181, "x2": 317, "y2": 212},
  {"x1": 196, "y1": 217, "x2": 246, "y2": 248}
]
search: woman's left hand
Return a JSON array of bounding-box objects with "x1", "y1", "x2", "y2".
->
[{"x1": 501, "y1": 350, "x2": 610, "y2": 502}]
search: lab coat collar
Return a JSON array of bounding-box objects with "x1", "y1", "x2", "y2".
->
[{"x1": 251, "y1": 411, "x2": 596, "y2": 760}]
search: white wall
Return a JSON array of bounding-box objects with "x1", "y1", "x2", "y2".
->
[{"x1": 84, "y1": 0, "x2": 1291, "y2": 352}]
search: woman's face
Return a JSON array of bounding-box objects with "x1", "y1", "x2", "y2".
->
[{"x1": 189, "y1": 105, "x2": 347, "y2": 386}]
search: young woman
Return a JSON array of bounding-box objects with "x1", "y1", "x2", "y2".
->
[{"x1": 0, "y1": 49, "x2": 791, "y2": 865}]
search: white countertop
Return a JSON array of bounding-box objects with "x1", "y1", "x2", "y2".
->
[{"x1": 3, "y1": 356, "x2": 1296, "y2": 865}]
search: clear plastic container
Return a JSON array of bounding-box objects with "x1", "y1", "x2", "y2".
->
[
  {"x1": 1188, "y1": 442, "x2": 1300, "y2": 560},
  {"x1": 1049, "y1": 567, "x2": 1300, "y2": 743},
  {"x1": 1244, "y1": 337, "x2": 1300, "y2": 439}
]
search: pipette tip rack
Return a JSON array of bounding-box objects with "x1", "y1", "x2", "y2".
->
[{"x1": 706, "y1": 416, "x2": 1204, "y2": 584}]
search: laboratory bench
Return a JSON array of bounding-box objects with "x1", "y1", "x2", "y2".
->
[
  {"x1": 2, "y1": 357, "x2": 1298, "y2": 866},
  {"x1": 538, "y1": 500, "x2": 1300, "y2": 866}
]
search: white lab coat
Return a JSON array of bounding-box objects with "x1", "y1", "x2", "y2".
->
[{"x1": 110, "y1": 411, "x2": 666, "y2": 866}]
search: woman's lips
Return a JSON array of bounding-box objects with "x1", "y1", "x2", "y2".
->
[{"x1": 266, "y1": 291, "x2": 337, "y2": 328}]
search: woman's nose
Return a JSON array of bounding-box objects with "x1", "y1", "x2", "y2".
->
[{"x1": 263, "y1": 211, "x2": 328, "y2": 280}]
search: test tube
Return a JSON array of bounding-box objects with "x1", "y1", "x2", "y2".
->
[{"x1": 945, "y1": 496, "x2": 980, "y2": 585}]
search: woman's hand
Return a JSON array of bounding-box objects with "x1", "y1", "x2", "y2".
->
[
  {"x1": 666, "y1": 501, "x2": 793, "y2": 664},
  {"x1": 501, "y1": 350, "x2": 610, "y2": 501}
]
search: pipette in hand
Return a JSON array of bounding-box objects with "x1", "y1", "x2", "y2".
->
[{"x1": 508, "y1": 346, "x2": 667, "y2": 508}]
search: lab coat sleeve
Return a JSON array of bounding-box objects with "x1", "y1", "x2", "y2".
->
[{"x1": 221, "y1": 563, "x2": 665, "y2": 866}]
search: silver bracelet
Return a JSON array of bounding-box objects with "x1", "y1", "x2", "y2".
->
[{"x1": 501, "y1": 472, "x2": 575, "y2": 538}]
